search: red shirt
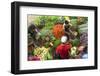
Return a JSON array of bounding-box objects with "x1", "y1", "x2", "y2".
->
[{"x1": 56, "y1": 43, "x2": 71, "y2": 59}]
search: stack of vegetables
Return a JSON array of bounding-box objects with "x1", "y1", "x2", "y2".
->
[{"x1": 28, "y1": 15, "x2": 88, "y2": 60}]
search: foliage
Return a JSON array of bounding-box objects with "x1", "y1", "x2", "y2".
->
[
  {"x1": 71, "y1": 38, "x2": 80, "y2": 46},
  {"x1": 34, "y1": 16, "x2": 65, "y2": 29},
  {"x1": 28, "y1": 15, "x2": 88, "y2": 60}
]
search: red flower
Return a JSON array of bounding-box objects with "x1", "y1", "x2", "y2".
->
[{"x1": 52, "y1": 23, "x2": 64, "y2": 39}]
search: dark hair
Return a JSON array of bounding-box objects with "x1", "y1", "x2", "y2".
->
[
  {"x1": 65, "y1": 20, "x2": 69, "y2": 24},
  {"x1": 28, "y1": 24, "x2": 36, "y2": 29},
  {"x1": 83, "y1": 46, "x2": 88, "y2": 53}
]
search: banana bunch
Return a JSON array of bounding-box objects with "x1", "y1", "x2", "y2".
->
[
  {"x1": 69, "y1": 46, "x2": 78, "y2": 58},
  {"x1": 34, "y1": 46, "x2": 50, "y2": 60}
]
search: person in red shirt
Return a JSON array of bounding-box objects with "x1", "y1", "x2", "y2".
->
[{"x1": 54, "y1": 36, "x2": 72, "y2": 59}]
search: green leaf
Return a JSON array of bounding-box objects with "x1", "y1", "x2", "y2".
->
[{"x1": 71, "y1": 38, "x2": 80, "y2": 46}]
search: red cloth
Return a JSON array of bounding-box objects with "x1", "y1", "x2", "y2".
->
[{"x1": 56, "y1": 43, "x2": 71, "y2": 59}]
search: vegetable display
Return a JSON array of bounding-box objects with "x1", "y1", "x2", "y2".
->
[{"x1": 28, "y1": 15, "x2": 88, "y2": 61}]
